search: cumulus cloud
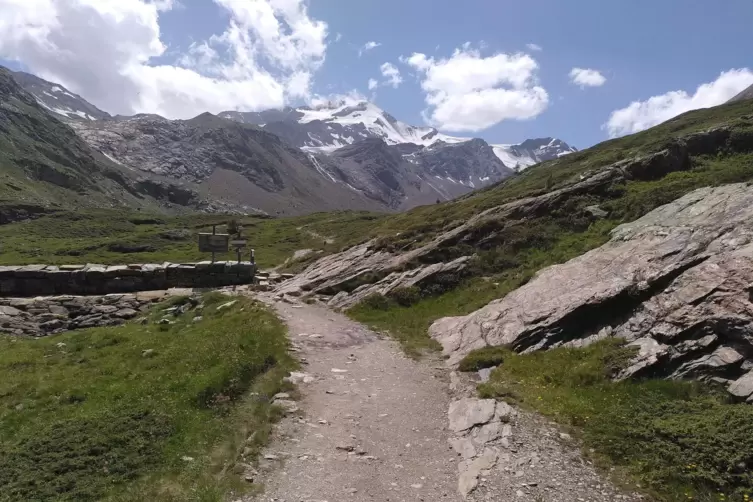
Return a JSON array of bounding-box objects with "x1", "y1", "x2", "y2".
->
[
  {"x1": 526, "y1": 43, "x2": 542, "y2": 52},
  {"x1": 604, "y1": 68, "x2": 753, "y2": 138},
  {"x1": 569, "y1": 68, "x2": 606, "y2": 88},
  {"x1": 403, "y1": 45, "x2": 549, "y2": 132},
  {"x1": 380, "y1": 62, "x2": 402, "y2": 88},
  {"x1": 0, "y1": 0, "x2": 328, "y2": 118},
  {"x1": 358, "y1": 40, "x2": 381, "y2": 57},
  {"x1": 367, "y1": 78, "x2": 378, "y2": 90}
]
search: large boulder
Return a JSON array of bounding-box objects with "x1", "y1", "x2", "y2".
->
[{"x1": 429, "y1": 183, "x2": 753, "y2": 398}]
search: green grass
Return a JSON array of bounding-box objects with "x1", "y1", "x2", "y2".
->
[
  {"x1": 0, "y1": 209, "x2": 386, "y2": 269},
  {"x1": 474, "y1": 340, "x2": 753, "y2": 502},
  {"x1": 0, "y1": 293, "x2": 295, "y2": 502}
]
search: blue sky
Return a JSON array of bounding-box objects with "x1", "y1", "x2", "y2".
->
[{"x1": 2, "y1": 0, "x2": 753, "y2": 149}]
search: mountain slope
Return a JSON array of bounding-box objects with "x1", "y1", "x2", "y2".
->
[
  {"x1": 0, "y1": 67, "x2": 182, "y2": 220},
  {"x1": 728, "y1": 82, "x2": 753, "y2": 103},
  {"x1": 10, "y1": 71, "x2": 111, "y2": 121},
  {"x1": 68, "y1": 112, "x2": 390, "y2": 215}
]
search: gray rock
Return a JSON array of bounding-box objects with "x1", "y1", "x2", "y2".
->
[
  {"x1": 494, "y1": 401, "x2": 517, "y2": 423},
  {"x1": 427, "y1": 184, "x2": 753, "y2": 398},
  {"x1": 478, "y1": 367, "x2": 494, "y2": 383},
  {"x1": 284, "y1": 371, "x2": 315, "y2": 384},
  {"x1": 473, "y1": 421, "x2": 503, "y2": 446},
  {"x1": 585, "y1": 205, "x2": 608, "y2": 218},
  {"x1": 0, "y1": 305, "x2": 22, "y2": 317},
  {"x1": 450, "y1": 437, "x2": 477, "y2": 459},
  {"x1": 458, "y1": 447, "x2": 499, "y2": 497},
  {"x1": 273, "y1": 399, "x2": 299, "y2": 414},
  {"x1": 448, "y1": 398, "x2": 496, "y2": 433},
  {"x1": 216, "y1": 300, "x2": 238, "y2": 311},
  {"x1": 728, "y1": 371, "x2": 753, "y2": 399},
  {"x1": 114, "y1": 308, "x2": 138, "y2": 319}
]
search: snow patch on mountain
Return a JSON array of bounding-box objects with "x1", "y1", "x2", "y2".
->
[
  {"x1": 492, "y1": 137, "x2": 577, "y2": 171},
  {"x1": 10, "y1": 70, "x2": 111, "y2": 122}
]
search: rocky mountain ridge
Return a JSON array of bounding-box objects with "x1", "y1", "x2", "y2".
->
[
  {"x1": 0, "y1": 67, "x2": 198, "y2": 217},
  {"x1": 218, "y1": 100, "x2": 577, "y2": 171},
  {"x1": 9, "y1": 70, "x2": 526, "y2": 211}
]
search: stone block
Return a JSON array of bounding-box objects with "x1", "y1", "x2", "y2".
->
[{"x1": 15, "y1": 265, "x2": 49, "y2": 279}]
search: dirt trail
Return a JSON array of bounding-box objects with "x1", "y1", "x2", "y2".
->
[{"x1": 249, "y1": 294, "x2": 645, "y2": 502}]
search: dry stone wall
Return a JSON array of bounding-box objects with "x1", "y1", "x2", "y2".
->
[
  {"x1": 0, "y1": 291, "x2": 168, "y2": 337},
  {"x1": 0, "y1": 261, "x2": 256, "y2": 297}
]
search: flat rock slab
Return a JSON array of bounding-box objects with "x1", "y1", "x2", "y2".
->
[{"x1": 448, "y1": 398, "x2": 497, "y2": 433}]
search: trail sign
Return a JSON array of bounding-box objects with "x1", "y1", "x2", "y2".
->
[
  {"x1": 198, "y1": 233, "x2": 229, "y2": 253},
  {"x1": 230, "y1": 239, "x2": 247, "y2": 248}
]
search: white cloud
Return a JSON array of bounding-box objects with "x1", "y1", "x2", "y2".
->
[
  {"x1": 358, "y1": 40, "x2": 381, "y2": 57},
  {"x1": 367, "y1": 78, "x2": 378, "y2": 90},
  {"x1": 0, "y1": 0, "x2": 329, "y2": 118},
  {"x1": 569, "y1": 68, "x2": 606, "y2": 88},
  {"x1": 380, "y1": 62, "x2": 402, "y2": 88},
  {"x1": 309, "y1": 89, "x2": 367, "y2": 109},
  {"x1": 526, "y1": 43, "x2": 542, "y2": 52},
  {"x1": 604, "y1": 68, "x2": 753, "y2": 138},
  {"x1": 403, "y1": 45, "x2": 549, "y2": 132}
]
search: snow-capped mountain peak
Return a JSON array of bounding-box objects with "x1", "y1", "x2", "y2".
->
[
  {"x1": 10, "y1": 71, "x2": 111, "y2": 121},
  {"x1": 218, "y1": 101, "x2": 575, "y2": 171},
  {"x1": 492, "y1": 137, "x2": 578, "y2": 171},
  {"x1": 289, "y1": 100, "x2": 466, "y2": 152}
]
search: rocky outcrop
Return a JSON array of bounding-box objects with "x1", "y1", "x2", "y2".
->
[
  {"x1": 0, "y1": 291, "x2": 168, "y2": 337},
  {"x1": 275, "y1": 143, "x2": 700, "y2": 309},
  {"x1": 0, "y1": 261, "x2": 255, "y2": 297},
  {"x1": 447, "y1": 397, "x2": 517, "y2": 498},
  {"x1": 429, "y1": 183, "x2": 753, "y2": 400}
]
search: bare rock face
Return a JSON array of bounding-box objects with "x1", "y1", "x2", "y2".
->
[{"x1": 429, "y1": 183, "x2": 753, "y2": 399}]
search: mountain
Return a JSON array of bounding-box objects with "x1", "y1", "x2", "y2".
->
[
  {"x1": 0, "y1": 66, "x2": 199, "y2": 221},
  {"x1": 491, "y1": 137, "x2": 578, "y2": 171},
  {"x1": 728, "y1": 83, "x2": 753, "y2": 103},
  {"x1": 7, "y1": 69, "x2": 570, "y2": 214},
  {"x1": 68, "y1": 112, "x2": 389, "y2": 216},
  {"x1": 9, "y1": 70, "x2": 111, "y2": 121},
  {"x1": 218, "y1": 101, "x2": 577, "y2": 171}
]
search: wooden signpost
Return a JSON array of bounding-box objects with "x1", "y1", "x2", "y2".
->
[
  {"x1": 198, "y1": 224, "x2": 229, "y2": 263},
  {"x1": 197, "y1": 222, "x2": 253, "y2": 265}
]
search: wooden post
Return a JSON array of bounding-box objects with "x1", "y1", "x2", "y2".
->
[{"x1": 211, "y1": 224, "x2": 216, "y2": 263}]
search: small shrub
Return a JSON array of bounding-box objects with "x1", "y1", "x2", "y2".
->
[
  {"x1": 358, "y1": 293, "x2": 394, "y2": 311},
  {"x1": 458, "y1": 346, "x2": 510, "y2": 372},
  {"x1": 388, "y1": 286, "x2": 422, "y2": 307},
  {"x1": 158, "y1": 228, "x2": 192, "y2": 241}
]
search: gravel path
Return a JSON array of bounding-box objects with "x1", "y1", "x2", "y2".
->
[{"x1": 248, "y1": 294, "x2": 646, "y2": 502}]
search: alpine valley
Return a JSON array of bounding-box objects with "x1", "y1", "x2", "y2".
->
[{"x1": 3, "y1": 68, "x2": 576, "y2": 217}]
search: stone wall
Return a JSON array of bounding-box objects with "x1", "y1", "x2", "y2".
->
[
  {"x1": 0, "y1": 262, "x2": 256, "y2": 297},
  {"x1": 0, "y1": 291, "x2": 169, "y2": 337}
]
